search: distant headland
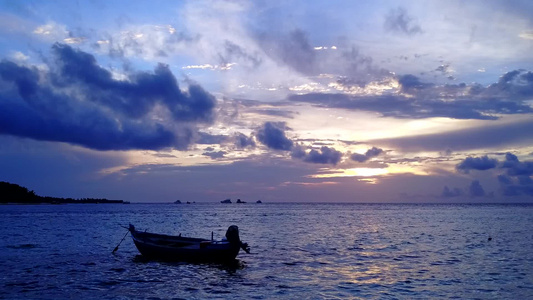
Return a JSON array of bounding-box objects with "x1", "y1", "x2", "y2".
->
[{"x1": 0, "y1": 181, "x2": 126, "y2": 204}]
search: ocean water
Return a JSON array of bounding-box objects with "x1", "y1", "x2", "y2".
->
[{"x1": 0, "y1": 203, "x2": 532, "y2": 299}]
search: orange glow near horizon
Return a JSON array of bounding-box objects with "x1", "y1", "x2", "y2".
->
[{"x1": 310, "y1": 168, "x2": 389, "y2": 178}]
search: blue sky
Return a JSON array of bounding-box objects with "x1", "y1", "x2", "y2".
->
[{"x1": 1, "y1": 0, "x2": 533, "y2": 202}]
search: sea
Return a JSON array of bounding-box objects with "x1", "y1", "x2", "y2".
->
[{"x1": 0, "y1": 203, "x2": 532, "y2": 299}]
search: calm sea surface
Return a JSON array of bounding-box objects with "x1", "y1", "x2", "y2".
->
[{"x1": 0, "y1": 203, "x2": 532, "y2": 299}]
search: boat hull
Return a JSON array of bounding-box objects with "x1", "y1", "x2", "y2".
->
[{"x1": 129, "y1": 226, "x2": 241, "y2": 262}]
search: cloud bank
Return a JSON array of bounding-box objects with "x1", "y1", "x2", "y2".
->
[
  {"x1": 255, "y1": 122, "x2": 343, "y2": 165},
  {"x1": 449, "y1": 153, "x2": 533, "y2": 198},
  {"x1": 256, "y1": 122, "x2": 293, "y2": 151},
  {"x1": 456, "y1": 156, "x2": 498, "y2": 173},
  {"x1": 0, "y1": 43, "x2": 216, "y2": 151},
  {"x1": 289, "y1": 71, "x2": 533, "y2": 121},
  {"x1": 351, "y1": 147, "x2": 384, "y2": 163}
]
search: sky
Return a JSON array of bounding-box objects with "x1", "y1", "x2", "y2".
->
[{"x1": 1, "y1": 0, "x2": 533, "y2": 203}]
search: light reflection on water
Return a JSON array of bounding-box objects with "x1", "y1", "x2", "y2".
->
[{"x1": 0, "y1": 203, "x2": 532, "y2": 299}]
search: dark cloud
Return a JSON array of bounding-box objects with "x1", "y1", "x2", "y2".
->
[
  {"x1": 469, "y1": 180, "x2": 486, "y2": 197},
  {"x1": 456, "y1": 153, "x2": 533, "y2": 197},
  {"x1": 398, "y1": 74, "x2": 433, "y2": 92},
  {"x1": 294, "y1": 146, "x2": 342, "y2": 165},
  {"x1": 289, "y1": 91, "x2": 523, "y2": 121},
  {"x1": 499, "y1": 153, "x2": 533, "y2": 196},
  {"x1": 441, "y1": 180, "x2": 491, "y2": 199},
  {"x1": 498, "y1": 154, "x2": 533, "y2": 196},
  {"x1": 487, "y1": 70, "x2": 533, "y2": 99},
  {"x1": 518, "y1": 176, "x2": 533, "y2": 185},
  {"x1": 202, "y1": 150, "x2": 226, "y2": 159},
  {"x1": 234, "y1": 133, "x2": 256, "y2": 149},
  {"x1": 366, "y1": 147, "x2": 384, "y2": 157},
  {"x1": 255, "y1": 122, "x2": 293, "y2": 151},
  {"x1": 456, "y1": 156, "x2": 498, "y2": 173},
  {"x1": 501, "y1": 152, "x2": 533, "y2": 176},
  {"x1": 290, "y1": 93, "x2": 412, "y2": 117},
  {"x1": 289, "y1": 71, "x2": 533, "y2": 120},
  {"x1": 350, "y1": 147, "x2": 384, "y2": 162},
  {"x1": 255, "y1": 124, "x2": 342, "y2": 165},
  {"x1": 350, "y1": 154, "x2": 367, "y2": 162},
  {"x1": 370, "y1": 118, "x2": 533, "y2": 153},
  {"x1": 0, "y1": 86, "x2": 185, "y2": 151},
  {"x1": 0, "y1": 44, "x2": 216, "y2": 151},
  {"x1": 497, "y1": 174, "x2": 513, "y2": 185},
  {"x1": 435, "y1": 64, "x2": 450, "y2": 74},
  {"x1": 441, "y1": 186, "x2": 463, "y2": 197},
  {"x1": 384, "y1": 7, "x2": 423, "y2": 36},
  {"x1": 290, "y1": 144, "x2": 306, "y2": 159},
  {"x1": 504, "y1": 152, "x2": 519, "y2": 163},
  {"x1": 52, "y1": 43, "x2": 215, "y2": 122}
]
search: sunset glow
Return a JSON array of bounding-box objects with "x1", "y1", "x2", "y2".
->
[
  {"x1": 0, "y1": 1, "x2": 532, "y2": 203},
  {"x1": 311, "y1": 168, "x2": 389, "y2": 179}
]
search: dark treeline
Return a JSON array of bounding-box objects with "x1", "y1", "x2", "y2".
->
[{"x1": 0, "y1": 181, "x2": 124, "y2": 204}]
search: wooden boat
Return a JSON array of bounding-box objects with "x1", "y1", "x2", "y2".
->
[{"x1": 128, "y1": 224, "x2": 250, "y2": 262}]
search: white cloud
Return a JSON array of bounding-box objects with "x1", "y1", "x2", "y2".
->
[
  {"x1": 182, "y1": 63, "x2": 236, "y2": 70},
  {"x1": 519, "y1": 30, "x2": 533, "y2": 40},
  {"x1": 33, "y1": 22, "x2": 69, "y2": 41},
  {"x1": 177, "y1": 1, "x2": 312, "y2": 100},
  {"x1": 63, "y1": 37, "x2": 85, "y2": 44},
  {"x1": 10, "y1": 51, "x2": 29, "y2": 62}
]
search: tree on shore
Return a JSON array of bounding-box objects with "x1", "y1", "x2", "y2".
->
[
  {"x1": 0, "y1": 181, "x2": 39, "y2": 203},
  {"x1": 0, "y1": 181, "x2": 123, "y2": 204}
]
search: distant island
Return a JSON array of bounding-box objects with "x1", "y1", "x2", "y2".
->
[
  {"x1": 0, "y1": 181, "x2": 126, "y2": 204},
  {"x1": 221, "y1": 198, "x2": 263, "y2": 204}
]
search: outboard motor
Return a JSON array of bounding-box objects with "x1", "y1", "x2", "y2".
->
[{"x1": 225, "y1": 225, "x2": 250, "y2": 253}]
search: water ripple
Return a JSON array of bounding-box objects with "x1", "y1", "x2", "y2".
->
[{"x1": 0, "y1": 203, "x2": 532, "y2": 299}]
